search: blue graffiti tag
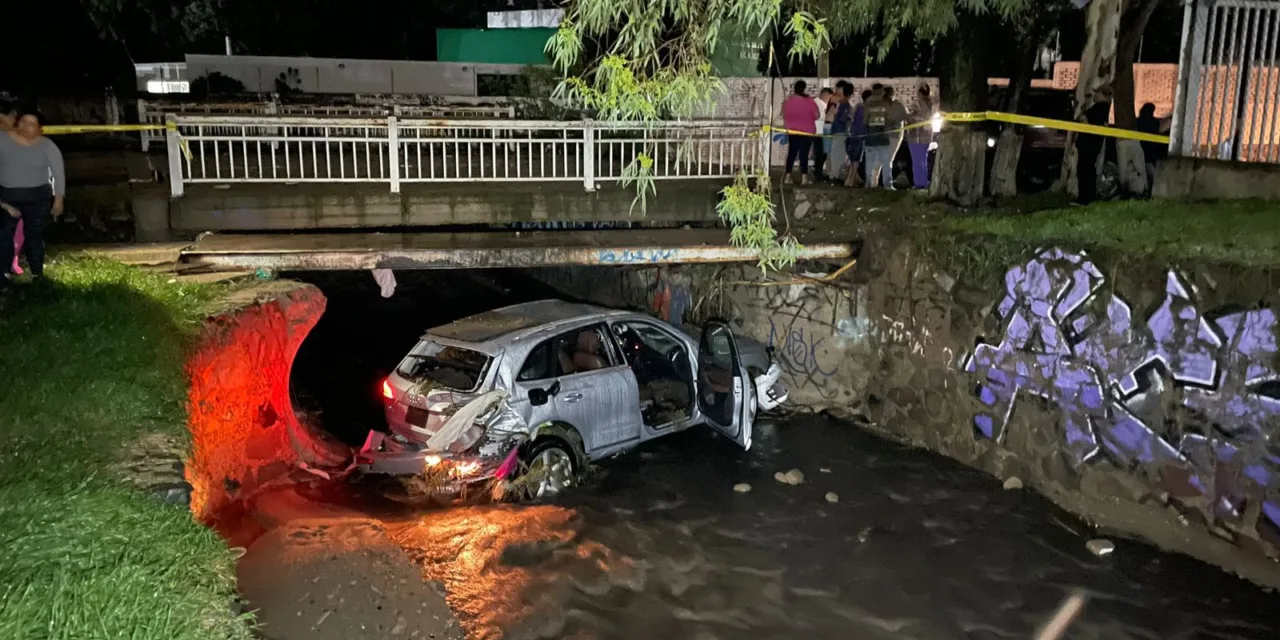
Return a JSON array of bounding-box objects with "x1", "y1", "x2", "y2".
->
[
  {"x1": 768, "y1": 318, "x2": 837, "y2": 379},
  {"x1": 598, "y1": 249, "x2": 679, "y2": 264}
]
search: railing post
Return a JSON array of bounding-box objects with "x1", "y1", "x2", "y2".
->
[
  {"x1": 165, "y1": 114, "x2": 184, "y2": 198},
  {"x1": 388, "y1": 116, "x2": 401, "y2": 194},
  {"x1": 583, "y1": 119, "x2": 596, "y2": 192}
]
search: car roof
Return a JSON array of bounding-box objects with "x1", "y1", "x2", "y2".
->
[{"x1": 425, "y1": 299, "x2": 628, "y2": 346}]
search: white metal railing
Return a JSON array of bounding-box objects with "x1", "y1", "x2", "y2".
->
[
  {"x1": 165, "y1": 115, "x2": 763, "y2": 197},
  {"x1": 1172, "y1": 0, "x2": 1280, "y2": 163},
  {"x1": 139, "y1": 99, "x2": 517, "y2": 151}
]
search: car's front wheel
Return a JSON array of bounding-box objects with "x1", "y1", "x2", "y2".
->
[{"x1": 519, "y1": 439, "x2": 579, "y2": 498}]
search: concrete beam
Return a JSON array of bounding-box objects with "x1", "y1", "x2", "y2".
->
[
  {"x1": 181, "y1": 230, "x2": 854, "y2": 271},
  {"x1": 169, "y1": 180, "x2": 729, "y2": 232}
]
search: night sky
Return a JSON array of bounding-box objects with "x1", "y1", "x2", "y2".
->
[{"x1": 7, "y1": 0, "x2": 1185, "y2": 96}]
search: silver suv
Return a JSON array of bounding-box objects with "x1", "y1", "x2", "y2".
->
[{"x1": 358, "y1": 300, "x2": 788, "y2": 496}]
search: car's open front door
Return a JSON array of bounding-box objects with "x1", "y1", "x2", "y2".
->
[{"x1": 696, "y1": 321, "x2": 753, "y2": 450}]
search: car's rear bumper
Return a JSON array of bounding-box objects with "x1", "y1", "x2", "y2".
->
[{"x1": 356, "y1": 431, "x2": 507, "y2": 482}]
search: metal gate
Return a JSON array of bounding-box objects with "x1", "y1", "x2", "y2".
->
[{"x1": 1171, "y1": 0, "x2": 1280, "y2": 163}]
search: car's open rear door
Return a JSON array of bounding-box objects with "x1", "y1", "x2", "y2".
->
[{"x1": 695, "y1": 321, "x2": 753, "y2": 450}]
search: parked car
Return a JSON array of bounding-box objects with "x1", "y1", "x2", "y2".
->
[{"x1": 358, "y1": 300, "x2": 788, "y2": 497}]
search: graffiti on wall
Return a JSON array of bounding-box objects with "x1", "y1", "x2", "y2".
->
[
  {"x1": 965, "y1": 248, "x2": 1280, "y2": 540},
  {"x1": 757, "y1": 281, "x2": 858, "y2": 395}
]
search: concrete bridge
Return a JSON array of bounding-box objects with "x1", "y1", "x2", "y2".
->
[{"x1": 127, "y1": 112, "x2": 852, "y2": 270}]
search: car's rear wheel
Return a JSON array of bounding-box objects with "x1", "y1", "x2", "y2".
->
[{"x1": 521, "y1": 440, "x2": 578, "y2": 498}]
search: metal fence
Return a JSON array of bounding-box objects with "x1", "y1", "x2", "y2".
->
[
  {"x1": 165, "y1": 115, "x2": 763, "y2": 196},
  {"x1": 138, "y1": 100, "x2": 517, "y2": 151},
  {"x1": 1171, "y1": 0, "x2": 1280, "y2": 163}
]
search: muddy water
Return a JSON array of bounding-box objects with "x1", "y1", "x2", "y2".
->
[{"x1": 363, "y1": 415, "x2": 1280, "y2": 640}]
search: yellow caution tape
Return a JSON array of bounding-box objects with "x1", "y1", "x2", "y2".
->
[
  {"x1": 765, "y1": 111, "x2": 1169, "y2": 144},
  {"x1": 43, "y1": 123, "x2": 174, "y2": 135}
]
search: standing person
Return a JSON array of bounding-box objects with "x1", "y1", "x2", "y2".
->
[
  {"x1": 781, "y1": 80, "x2": 820, "y2": 184},
  {"x1": 0, "y1": 101, "x2": 22, "y2": 278},
  {"x1": 906, "y1": 85, "x2": 934, "y2": 189},
  {"x1": 845, "y1": 89, "x2": 871, "y2": 187},
  {"x1": 1074, "y1": 95, "x2": 1112, "y2": 205},
  {"x1": 813, "y1": 87, "x2": 832, "y2": 181},
  {"x1": 1135, "y1": 102, "x2": 1165, "y2": 196},
  {"x1": 826, "y1": 81, "x2": 853, "y2": 183},
  {"x1": 862, "y1": 84, "x2": 897, "y2": 189},
  {"x1": 0, "y1": 109, "x2": 65, "y2": 290}
]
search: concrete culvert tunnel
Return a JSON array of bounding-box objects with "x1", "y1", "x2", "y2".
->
[{"x1": 286, "y1": 269, "x2": 562, "y2": 446}]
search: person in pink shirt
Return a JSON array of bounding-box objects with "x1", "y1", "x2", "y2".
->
[{"x1": 781, "y1": 80, "x2": 820, "y2": 184}]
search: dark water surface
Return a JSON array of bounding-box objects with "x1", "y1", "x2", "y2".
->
[{"x1": 374, "y1": 415, "x2": 1279, "y2": 640}]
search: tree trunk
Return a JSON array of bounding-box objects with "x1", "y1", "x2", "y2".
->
[
  {"x1": 989, "y1": 9, "x2": 1050, "y2": 199},
  {"x1": 989, "y1": 128, "x2": 1024, "y2": 198},
  {"x1": 1114, "y1": 0, "x2": 1163, "y2": 196},
  {"x1": 1058, "y1": 0, "x2": 1123, "y2": 197},
  {"x1": 931, "y1": 9, "x2": 990, "y2": 206}
]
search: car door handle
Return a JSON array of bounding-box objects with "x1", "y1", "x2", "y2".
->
[{"x1": 563, "y1": 392, "x2": 584, "y2": 402}]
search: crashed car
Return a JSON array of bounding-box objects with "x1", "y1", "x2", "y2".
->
[{"x1": 358, "y1": 299, "x2": 788, "y2": 497}]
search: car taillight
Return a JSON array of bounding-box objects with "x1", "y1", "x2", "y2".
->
[{"x1": 382, "y1": 379, "x2": 395, "y2": 400}]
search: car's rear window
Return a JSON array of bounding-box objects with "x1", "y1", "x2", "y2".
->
[{"x1": 396, "y1": 341, "x2": 492, "y2": 392}]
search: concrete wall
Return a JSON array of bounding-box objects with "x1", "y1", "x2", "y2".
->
[
  {"x1": 146, "y1": 181, "x2": 726, "y2": 236},
  {"x1": 537, "y1": 228, "x2": 1280, "y2": 587},
  {"x1": 1154, "y1": 156, "x2": 1280, "y2": 201}
]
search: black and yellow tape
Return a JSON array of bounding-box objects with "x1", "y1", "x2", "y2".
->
[{"x1": 43, "y1": 122, "x2": 193, "y2": 160}]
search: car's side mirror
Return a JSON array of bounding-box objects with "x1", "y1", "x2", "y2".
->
[{"x1": 528, "y1": 381, "x2": 562, "y2": 407}]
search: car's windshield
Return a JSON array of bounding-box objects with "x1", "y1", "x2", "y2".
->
[{"x1": 396, "y1": 341, "x2": 491, "y2": 392}]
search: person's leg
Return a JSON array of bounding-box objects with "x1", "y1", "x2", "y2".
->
[
  {"x1": 874, "y1": 146, "x2": 893, "y2": 188},
  {"x1": 812, "y1": 134, "x2": 827, "y2": 180},
  {"x1": 785, "y1": 138, "x2": 799, "y2": 176},
  {"x1": 12, "y1": 218, "x2": 24, "y2": 275},
  {"x1": 829, "y1": 135, "x2": 847, "y2": 182},
  {"x1": 18, "y1": 196, "x2": 50, "y2": 278},
  {"x1": 909, "y1": 143, "x2": 930, "y2": 189},
  {"x1": 0, "y1": 211, "x2": 16, "y2": 291},
  {"x1": 1145, "y1": 161, "x2": 1156, "y2": 196},
  {"x1": 796, "y1": 137, "x2": 812, "y2": 176}
]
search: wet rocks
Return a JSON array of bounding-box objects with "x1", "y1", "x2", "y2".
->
[
  {"x1": 824, "y1": 492, "x2": 839, "y2": 504},
  {"x1": 1087, "y1": 539, "x2": 1116, "y2": 557},
  {"x1": 1003, "y1": 477, "x2": 1024, "y2": 490},
  {"x1": 775, "y1": 469, "x2": 805, "y2": 486},
  {"x1": 733, "y1": 483, "x2": 753, "y2": 493}
]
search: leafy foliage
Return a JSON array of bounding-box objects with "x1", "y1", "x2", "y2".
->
[{"x1": 548, "y1": 0, "x2": 1029, "y2": 270}]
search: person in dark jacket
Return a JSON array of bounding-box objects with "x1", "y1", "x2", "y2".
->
[{"x1": 1074, "y1": 97, "x2": 1112, "y2": 205}]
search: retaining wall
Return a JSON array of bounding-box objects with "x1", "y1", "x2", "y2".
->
[
  {"x1": 185, "y1": 282, "x2": 347, "y2": 524},
  {"x1": 536, "y1": 236, "x2": 1280, "y2": 587}
]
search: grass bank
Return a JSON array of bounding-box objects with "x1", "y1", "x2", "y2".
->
[
  {"x1": 0, "y1": 258, "x2": 252, "y2": 639},
  {"x1": 796, "y1": 190, "x2": 1280, "y2": 272}
]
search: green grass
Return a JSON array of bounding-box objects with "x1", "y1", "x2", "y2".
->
[
  {"x1": 943, "y1": 199, "x2": 1280, "y2": 267},
  {"x1": 796, "y1": 190, "x2": 1280, "y2": 270},
  {"x1": 0, "y1": 257, "x2": 252, "y2": 639}
]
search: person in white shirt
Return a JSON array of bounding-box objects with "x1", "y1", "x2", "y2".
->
[{"x1": 813, "y1": 88, "x2": 832, "y2": 181}]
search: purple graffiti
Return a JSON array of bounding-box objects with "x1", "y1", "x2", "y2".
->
[{"x1": 966, "y1": 248, "x2": 1280, "y2": 537}]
